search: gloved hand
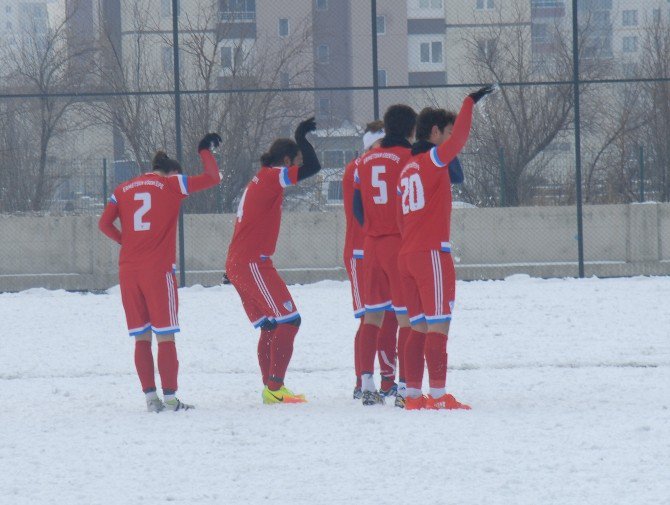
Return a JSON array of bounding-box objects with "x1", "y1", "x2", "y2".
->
[
  {"x1": 468, "y1": 84, "x2": 497, "y2": 104},
  {"x1": 295, "y1": 117, "x2": 317, "y2": 141},
  {"x1": 198, "y1": 133, "x2": 223, "y2": 152}
]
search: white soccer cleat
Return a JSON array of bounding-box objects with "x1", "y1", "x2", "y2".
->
[{"x1": 146, "y1": 396, "x2": 165, "y2": 413}]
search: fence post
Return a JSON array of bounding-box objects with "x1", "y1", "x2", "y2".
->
[
  {"x1": 498, "y1": 147, "x2": 506, "y2": 207},
  {"x1": 172, "y1": 0, "x2": 186, "y2": 287},
  {"x1": 371, "y1": 0, "x2": 380, "y2": 120},
  {"x1": 571, "y1": 0, "x2": 585, "y2": 278},
  {"x1": 102, "y1": 158, "x2": 107, "y2": 206},
  {"x1": 639, "y1": 145, "x2": 645, "y2": 203}
]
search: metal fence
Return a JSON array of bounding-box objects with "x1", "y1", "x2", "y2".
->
[{"x1": 1, "y1": 0, "x2": 670, "y2": 288}]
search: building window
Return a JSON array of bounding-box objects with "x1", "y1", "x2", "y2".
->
[
  {"x1": 377, "y1": 69, "x2": 387, "y2": 87},
  {"x1": 420, "y1": 43, "x2": 430, "y2": 62},
  {"x1": 316, "y1": 0, "x2": 328, "y2": 10},
  {"x1": 319, "y1": 98, "x2": 331, "y2": 115},
  {"x1": 622, "y1": 10, "x2": 637, "y2": 26},
  {"x1": 476, "y1": 0, "x2": 494, "y2": 9},
  {"x1": 431, "y1": 0, "x2": 443, "y2": 7},
  {"x1": 622, "y1": 36, "x2": 638, "y2": 53},
  {"x1": 278, "y1": 18, "x2": 289, "y2": 37},
  {"x1": 420, "y1": 0, "x2": 429, "y2": 7},
  {"x1": 477, "y1": 38, "x2": 497, "y2": 58},
  {"x1": 220, "y1": 0, "x2": 256, "y2": 22},
  {"x1": 221, "y1": 47, "x2": 232, "y2": 69},
  {"x1": 328, "y1": 181, "x2": 343, "y2": 202},
  {"x1": 376, "y1": 15, "x2": 385, "y2": 35},
  {"x1": 431, "y1": 41, "x2": 443, "y2": 63},
  {"x1": 161, "y1": 0, "x2": 180, "y2": 18},
  {"x1": 532, "y1": 23, "x2": 548, "y2": 42},
  {"x1": 317, "y1": 44, "x2": 330, "y2": 63},
  {"x1": 280, "y1": 71, "x2": 290, "y2": 88},
  {"x1": 162, "y1": 47, "x2": 173, "y2": 73}
]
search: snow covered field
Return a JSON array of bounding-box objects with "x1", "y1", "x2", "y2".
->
[{"x1": 1, "y1": 276, "x2": 669, "y2": 505}]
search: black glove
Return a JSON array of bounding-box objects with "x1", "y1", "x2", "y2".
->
[
  {"x1": 198, "y1": 133, "x2": 222, "y2": 152},
  {"x1": 295, "y1": 117, "x2": 317, "y2": 141},
  {"x1": 468, "y1": 84, "x2": 497, "y2": 104}
]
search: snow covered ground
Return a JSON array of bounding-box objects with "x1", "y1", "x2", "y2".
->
[{"x1": 1, "y1": 276, "x2": 669, "y2": 505}]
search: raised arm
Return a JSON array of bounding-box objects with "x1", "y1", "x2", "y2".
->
[
  {"x1": 185, "y1": 133, "x2": 224, "y2": 193},
  {"x1": 98, "y1": 198, "x2": 121, "y2": 244},
  {"x1": 433, "y1": 85, "x2": 496, "y2": 168},
  {"x1": 295, "y1": 117, "x2": 322, "y2": 181}
]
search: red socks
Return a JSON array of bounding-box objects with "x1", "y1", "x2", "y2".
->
[
  {"x1": 354, "y1": 320, "x2": 364, "y2": 388},
  {"x1": 424, "y1": 332, "x2": 448, "y2": 389},
  {"x1": 134, "y1": 340, "x2": 155, "y2": 393},
  {"x1": 267, "y1": 323, "x2": 299, "y2": 391},
  {"x1": 397, "y1": 326, "x2": 410, "y2": 385},
  {"x1": 378, "y1": 313, "x2": 398, "y2": 388},
  {"x1": 157, "y1": 340, "x2": 179, "y2": 394},
  {"x1": 258, "y1": 327, "x2": 275, "y2": 385},
  {"x1": 358, "y1": 323, "x2": 380, "y2": 376},
  {"x1": 404, "y1": 329, "x2": 426, "y2": 390}
]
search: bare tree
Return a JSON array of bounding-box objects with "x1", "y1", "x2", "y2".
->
[{"x1": 0, "y1": 1, "x2": 95, "y2": 212}]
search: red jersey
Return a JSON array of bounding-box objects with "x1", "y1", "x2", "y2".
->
[
  {"x1": 227, "y1": 165, "x2": 299, "y2": 260},
  {"x1": 98, "y1": 150, "x2": 221, "y2": 271},
  {"x1": 342, "y1": 157, "x2": 365, "y2": 259},
  {"x1": 354, "y1": 144, "x2": 413, "y2": 238},
  {"x1": 398, "y1": 97, "x2": 474, "y2": 254}
]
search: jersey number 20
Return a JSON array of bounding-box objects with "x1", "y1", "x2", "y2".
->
[
  {"x1": 134, "y1": 192, "x2": 151, "y2": 231},
  {"x1": 400, "y1": 173, "x2": 425, "y2": 214}
]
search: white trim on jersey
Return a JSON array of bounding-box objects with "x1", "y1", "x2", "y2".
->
[
  {"x1": 128, "y1": 322, "x2": 151, "y2": 336},
  {"x1": 431, "y1": 250, "x2": 443, "y2": 317},
  {"x1": 278, "y1": 166, "x2": 293, "y2": 188},
  {"x1": 110, "y1": 194, "x2": 117, "y2": 204},
  {"x1": 430, "y1": 146, "x2": 447, "y2": 168},
  {"x1": 365, "y1": 300, "x2": 392, "y2": 312},
  {"x1": 393, "y1": 305, "x2": 408, "y2": 314},
  {"x1": 152, "y1": 324, "x2": 181, "y2": 334},
  {"x1": 409, "y1": 313, "x2": 426, "y2": 325},
  {"x1": 250, "y1": 262, "x2": 281, "y2": 317},
  {"x1": 440, "y1": 241, "x2": 452, "y2": 252},
  {"x1": 352, "y1": 249, "x2": 364, "y2": 259},
  {"x1": 275, "y1": 311, "x2": 300, "y2": 323}
]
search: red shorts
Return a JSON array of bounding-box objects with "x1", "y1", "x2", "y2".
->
[
  {"x1": 398, "y1": 250, "x2": 456, "y2": 325},
  {"x1": 344, "y1": 254, "x2": 365, "y2": 318},
  {"x1": 362, "y1": 234, "x2": 406, "y2": 314},
  {"x1": 119, "y1": 267, "x2": 179, "y2": 336},
  {"x1": 226, "y1": 256, "x2": 299, "y2": 327}
]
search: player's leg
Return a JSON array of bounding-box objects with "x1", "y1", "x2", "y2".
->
[
  {"x1": 249, "y1": 259, "x2": 306, "y2": 404},
  {"x1": 345, "y1": 255, "x2": 366, "y2": 398},
  {"x1": 397, "y1": 253, "x2": 428, "y2": 410},
  {"x1": 143, "y1": 269, "x2": 193, "y2": 411},
  {"x1": 226, "y1": 261, "x2": 276, "y2": 386},
  {"x1": 377, "y1": 310, "x2": 398, "y2": 396},
  {"x1": 359, "y1": 238, "x2": 391, "y2": 404},
  {"x1": 119, "y1": 270, "x2": 160, "y2": 411},
  {"x1": 417, "y1": 251, "x2": 469, "y2": 410}
]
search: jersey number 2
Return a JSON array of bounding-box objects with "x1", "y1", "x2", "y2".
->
[
  {"x1": 400, "y1": 174, "x2": 425, "y2": 214},
  {"x1": 371, "y1": 165, "x2": 388, "y2": 204},
  {"x1": 134, "y1": 192, "x2": 151, "y2": 231}
]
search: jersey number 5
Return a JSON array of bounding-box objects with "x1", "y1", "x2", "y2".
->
[
  {"x1": 400, "y1": 173, "x2": 425, "y2": 214},
  {"x1": 134, "y1": 192, "x2": 151, "y2": 231},
  {"x1": 371, "y1": 165, "x2": 388, "y2": 204}
]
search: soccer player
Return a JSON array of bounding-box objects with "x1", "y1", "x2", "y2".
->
[
  {"x1": 225, "y1": 117, "x2": 321, "y2": 405},
  {"x1": 98, "y1": 133, "x2": 223, "y2": 412},
  {"x1": 353, "y1": 105, "x2": 417, "y2": 406},
  {"x1": 397, "y1": 85, "x2": 495, "y2": 410},
  {"x1": 343, "y1": 121, "x2": 398, "y2": 400}
]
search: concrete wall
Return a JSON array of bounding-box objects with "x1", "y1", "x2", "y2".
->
[{"x1": 2, "y1": 203, "x2": 670, "y2": 292}]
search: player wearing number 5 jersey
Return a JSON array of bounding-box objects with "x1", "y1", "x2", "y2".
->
[
  {"x1": 397, "y1": 85, "x2": 496, "y2": 411},
  {"x1": 353, "y1": 104, "x2": 417, "y2": 406},
  {"x1": 98, "y1": 133, "x2": 223, "y2": 412},
  {"x1": 226, "y1": 117, "x2": 321, "y2": 405}
]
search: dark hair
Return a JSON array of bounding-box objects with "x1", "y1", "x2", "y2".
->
[
  {"x1": 260, "y1": 138, "x2": 300, "y2": 166},
  {"x1": 383, "y1": 104, "x2": 417, "y2": 139},
  {"x1": 152, "y1": 151, "x2": 182, "y2": 174},
  {"x1": 416, "y1": 107, "x2": 457, "y2": 141},
  {"x1": 365, "y1": 120, "x2": 384, "y2": 134}
]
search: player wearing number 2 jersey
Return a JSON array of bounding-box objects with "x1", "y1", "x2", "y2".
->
[
  {"x1": 98, "y1": 133, "x2": 223, "y2": 412},
  {"x1": 226, "y1": 117, "x2": 322, "y2": 405},
  {"x1": 353, "y1": 104, "x2": 416, "y2": 406},
  {"x1": 397, "y1": 85, "x2": 496, "y2": 411}
]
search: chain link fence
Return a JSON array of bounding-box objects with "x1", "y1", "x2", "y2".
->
[{"x1": 1, "y1": 0, "x2": 670, "y2": 290}]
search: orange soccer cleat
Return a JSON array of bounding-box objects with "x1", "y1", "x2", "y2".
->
[
  {"x1": 404, "y1": 395, "x2": 428, "y2": 410},
  {"x1": 425, "y1": 393, "x2": 471, "y2": 410}
]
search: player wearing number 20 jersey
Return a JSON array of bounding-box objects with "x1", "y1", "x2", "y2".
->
[
  {"x1": 397, "y1": 86, "x2": 495, "y2": 411},
  {"x1": 98, "y1": 134, "x2": 223, "y2": 411}
]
